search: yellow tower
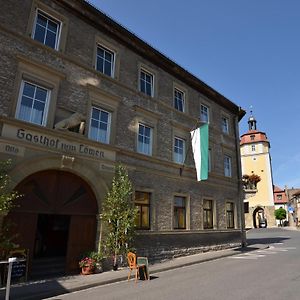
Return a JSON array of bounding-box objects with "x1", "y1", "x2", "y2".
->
[{"x1": 240, "y1": 112, "x2": 275, "y2": 228}]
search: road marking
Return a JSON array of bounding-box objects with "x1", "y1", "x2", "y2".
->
[
  {"x1": 230, "y1": 245, "x2": 297, "y2": 260},
  {"x1": 231, "y1": 256, "x2": 259, "y2": 259}
]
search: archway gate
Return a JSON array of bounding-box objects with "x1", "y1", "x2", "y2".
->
[{"x1": 6, "y1": 170, "x2": 98, "y2": 276}]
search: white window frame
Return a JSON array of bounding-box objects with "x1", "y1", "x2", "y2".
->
[
  {"x1": 95, "y1": 44, "x2": 115, "y2": 77},
  {"x1": 224, "y1": 155, "x2": 232, "y2": 177},
  {"x1": 251, "y1": 145, "x2": 256, "y2": 152},
  {"x1": 174, "y1": 88, "x2": 185, "y2": 112},
  {"x1": 139, "y1": 68, "x2": 154, "y2": 97},
  {"x1": 200, "y1": 104, "x2": 209, "y2": 123},
  {"x1": 88, "y1": 106, "x2": 111, "y2": 144},
  {"x1": 137, "y1": 123, "x2": 153, "y2": 155},
  {"x1": 32, "y1": 9, "x2": 62, "y2": 50},
  {"x1": 16, "y1": 80, "x2": 51, "y2": 126},
  {"x1": 173, "y1": 137, "x2": 185, "y2": 164},
  {"x1": 221, "y1": 116, "x2": 229, "y2": 134}
]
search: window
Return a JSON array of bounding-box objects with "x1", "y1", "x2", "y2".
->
[
  {"x1": 244, "y1": 202, "x2": 249, "y2": 213},
  {"x1": 174, "y1": 137, "x2": 185, "y2": 164},
  {"x1": 277, "y1": 195, "x2": 282, "y2": 200},
  {"x1": 88, "y1": 107, "x2": 111, "y2": 143},
  {"x1": 174, "y1": 196, "x2": 186, "y2": 229},
  {"x1": 137, "y1": 123, "x2": 152, "y2": 155},
  {"x1": 226, "y1": 202, "x2": 235, "y2": 228},
  {"x1": 251, "y1": 145, "x2": 256, "y2": 152},
  {"x1": 140, "y1": 69, "x2": 154, "y2": 97},
  {"x1": 16, "y1": 81, "x2": 50, "y2": 126},
  {"x1": 250, "y1": 135, "x2": 255, "y2": 141},
  {"x1": 134, "y1": 192, "x2": 150, "y2": 229},
  {"x1": 200, "y1": 104, "x2": 209, "y2": 123},
  {"x1": 203, "y1": 200, "x2": 213, "y2": 229},
  {"x1": 32, "y1": 10, "x2": 61, "y2": 50},
  {"x1": 174, "y1": 88, "x2": 185, "y2": 112},
  {"x1": 221, "y1": 116, "x2": 229, "y2": 134},
  {"x1": 224, "y1": 155, "x2": 232, "y2": 177},
  {"x1": 96, "y1": 45, "x2": 115, "y2": 77}
]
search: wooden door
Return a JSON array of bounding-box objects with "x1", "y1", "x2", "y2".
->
[{"x1": 66, "y1": 215, "x2": 97, "y2": 272}]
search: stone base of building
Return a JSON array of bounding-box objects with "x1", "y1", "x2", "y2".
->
[{"x1": 135, "y1": 231, "x2": 242, "y2": 263}]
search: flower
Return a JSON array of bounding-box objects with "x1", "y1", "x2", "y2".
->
[{"x1": 79, "y1": 257, "x2": 96, "y2": 268}]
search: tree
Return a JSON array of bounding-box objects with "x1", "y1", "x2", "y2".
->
[
  {"x1": 0, "y1": 159, "x2": 22, "y2": 259},
  {"x1": 0, "y1": 159, "x2": 20, "y2": 213},
  {"x1": 102, "y1": 164, "x2": 137, "y2": 269},
  {"x1": 274, "y1": 207, "x2": 287, "y2": 226}
]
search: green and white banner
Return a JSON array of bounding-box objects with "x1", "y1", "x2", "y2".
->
[{"x1": 190, "y1": 123, "x2": 209, "y2": 181}]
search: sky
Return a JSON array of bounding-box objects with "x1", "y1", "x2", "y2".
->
[{"x1": 89, "y1": 0, "x2": 300, "y2": 189}]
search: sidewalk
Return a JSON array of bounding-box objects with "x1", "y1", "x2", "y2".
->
[{"x1": 0, "y1": 244, "x2": 267, "y2": 300}]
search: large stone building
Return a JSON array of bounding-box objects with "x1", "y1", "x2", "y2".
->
[
  {"x1": 240, "y1": 113, "x2": 275, "y2": 228},
  {"x1": 0, "y1": 0, "x2": 245, "y2": 277}
]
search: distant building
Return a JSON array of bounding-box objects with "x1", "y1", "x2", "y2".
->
[
  {"x1": 286, "y1": 188, "x2": 300, "y2": 226},
  {"x1": 273, "y1": 185, "x2": 288, "y2": 226},
  {"x1": 240, "y1": 113, "x2": 275, "y2": 228},
  {"x1": 0, "y1": 0, "x2": 245, "y2": 278}
]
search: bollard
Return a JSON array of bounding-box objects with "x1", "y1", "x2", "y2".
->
[{"x1": 5, "y1": 257, "x2": 17, "y2": 300}]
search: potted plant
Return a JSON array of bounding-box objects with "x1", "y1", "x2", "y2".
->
[
  {"x1": 79, "y1": 251, "x2": 105, "y2": 275},
  {"x1": 90, "y1": 251, "x2": 105, "y2": 273},
  {"x1": 79, "y1": 255, "x2": 96, "y2": 275}
]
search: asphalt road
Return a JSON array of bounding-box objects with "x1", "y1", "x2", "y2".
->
[{"x1": 47, "y1": 228, "x2": 300, "y2": 300}]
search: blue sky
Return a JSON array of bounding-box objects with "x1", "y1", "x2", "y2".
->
[{"x1": 90, "y1": 0, "x2": 300, "y2": 188}]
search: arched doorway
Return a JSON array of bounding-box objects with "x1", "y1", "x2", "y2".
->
[
  {"x1": 6, "y1": 170, "x2": 98, "y2": 277},
  {"x1": 253, "y1": 207, "x2": 267, "y2": 228}
]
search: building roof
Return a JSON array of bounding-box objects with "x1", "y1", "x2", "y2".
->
[
  {"x1": 273, "y1": 185, "x2": 288, "y2": 204},
  {"x1": 240, "y1": 130, "x2": 269, "y2": 146},
  {"x1": 273, "y1": 185, "x2": 283, "y2": 192},
  {"x1": 59, "y1": 0, "x2": 245, "y2": 120}
]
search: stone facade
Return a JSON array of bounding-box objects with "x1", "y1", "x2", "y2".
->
[{"x1": 0, "y1": 0, "x2": 245, "y2": 275}]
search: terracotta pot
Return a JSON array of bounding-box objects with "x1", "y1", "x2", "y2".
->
[{"x1": 81, "y1": 265, "x2": 95, "y2": 275}]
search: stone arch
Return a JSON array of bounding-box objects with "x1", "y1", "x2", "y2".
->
[
  {"x1": 253, "y1": 206, "x2": 265, "y2": 228},
  {"x1": 6, "y1": 156, "x2": 112, "y2": 277},
  {"x1": 9, "y1": 155, "x2": 109, "y2": 209}
]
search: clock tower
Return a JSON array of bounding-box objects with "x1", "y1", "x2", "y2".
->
[{"x1": 240, "y1": 112, "x2": 275, "y2": 228}]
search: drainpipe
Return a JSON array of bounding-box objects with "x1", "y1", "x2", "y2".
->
[{"x1": 234, "y1": 115, "x2": 246, "y2": 247}]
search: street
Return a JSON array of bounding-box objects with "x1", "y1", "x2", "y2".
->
[{"x1": 47, "y1": 228, "x2": 300, "y2": 300}]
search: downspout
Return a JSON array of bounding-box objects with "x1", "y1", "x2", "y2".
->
[{"x1": 234, "y1": 114, "x2": 246, "y2": 247}]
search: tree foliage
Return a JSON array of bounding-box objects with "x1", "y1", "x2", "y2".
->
[
  {"x1": 0, "y1": 159, "x2": 22, "y2": 259},
  {"x1": 102, "y1": 164, "x2": 137, "y2": 265},
  {"x1": 0, "y1": 159, "x2": 21, "y2": 212},
  {"x1": 274, "y1": 207, "x2": 287, "y2": 226}
]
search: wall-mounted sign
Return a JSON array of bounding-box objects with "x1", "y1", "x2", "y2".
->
[
  {"x1": 2, "y1": 124, "x2": 115, "y2": 161},
  {"x1": 0, "y1": 142, "x2": 25, "y2": 157}
]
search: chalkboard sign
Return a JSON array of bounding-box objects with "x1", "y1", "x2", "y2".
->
[
  {"x1": 9, "y1": 249, "x2": 28, "y2": 284},
  {"x1": 137, "y1": 257, "x2": 149, "y2": 280},
  {"x1": 11, "y1": 260, "x2": 27, "y2": 283}
]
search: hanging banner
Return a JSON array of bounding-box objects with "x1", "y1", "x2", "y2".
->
[{"x1": 190, "y1": 123, "x2": 209, "y2": 181}]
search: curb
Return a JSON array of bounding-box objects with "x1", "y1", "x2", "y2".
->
[{"x1": 3, "y1": 245, "x2": 269, "y2": 300}]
